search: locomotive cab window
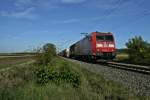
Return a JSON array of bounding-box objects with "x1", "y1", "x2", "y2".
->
[{"x1": 96, "y1": 35, "x2": 114, "y2": 41}]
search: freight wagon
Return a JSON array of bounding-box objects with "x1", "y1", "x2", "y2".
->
[{"x1": 59, "y1": 48, "x2": 70, "y2": 58}]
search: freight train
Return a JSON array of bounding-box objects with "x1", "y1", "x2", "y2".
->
[{"x1": 59, "y1": 31, "x2": 116, "y2": 61}]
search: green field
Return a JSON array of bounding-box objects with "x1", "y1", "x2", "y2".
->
[
  {"x1": 0, "y1": 55, "x2": 35, "y2": 70},
  {"x1": 115, "y1": 53, "x2": 129, "y2": 62},
  {"x1": 0, "y1": 55, "x2": 148, "y2": 100}
]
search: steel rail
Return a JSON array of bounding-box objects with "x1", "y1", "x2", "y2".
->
[
  {"x1": 62, "y1": 57, "x2": 150, "y2": 75},
  {"x1": 104, "y1": 61, "x2": 150, "y2": 75}
]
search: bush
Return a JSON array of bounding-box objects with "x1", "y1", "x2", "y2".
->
[
  {"x1": 35, "y1": 66, "x2": 50, "y2": 84},
  {"x1": 34, "y1": 43, "x2": 81, "y2": 88},
  {"x1": 35, "y1": 43, "x2": 56, "y2": 65},
  {"x1": 50, "y1": 65, "x2": 81, "y2": 88},
  {"x1": 126, "y1": 36, "x2": 150, "y2": 65},
  {"x1": 35, "y1": 59, "x2": 81, "y2": 88}
]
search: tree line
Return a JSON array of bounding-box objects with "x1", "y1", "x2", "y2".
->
[{"x1": 126, "y1": 36, "x2": 150, "y2": 65}]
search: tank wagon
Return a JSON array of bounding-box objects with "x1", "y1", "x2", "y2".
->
[{"x1": 61, "y1": 31, "x2": 116, "y2": 61}]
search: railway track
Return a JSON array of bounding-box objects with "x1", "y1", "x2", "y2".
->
[
  {"x1": 63, "y1": 57, "x2": 150, "y2": 75},
  {"x1": 63, "y1": 57, "x2": 150, "y2": 95},
  {"x1": 98, "y1": 61, "x2": 150, "y2": 75}
]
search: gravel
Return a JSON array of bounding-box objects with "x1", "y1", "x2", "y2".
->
[{"x1": 64, "y1": 58, "x2": 150, "y2": 96}]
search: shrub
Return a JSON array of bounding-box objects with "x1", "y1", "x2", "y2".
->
[
  {"x1": 126, "y1": 36, "x2": 150, "y2": 65},
  {"x1": 49, "y1": 65, "x2": 81, "y2": 88},
  {"x1": 35, "y1": 66, "x2": 50, "y2": 84},
  {"x1": 35, "y1": 59, "x2": 81, "y2": 88},
  {"x1": 35, "y1": 43, "x2": 56, "y2": 65}
]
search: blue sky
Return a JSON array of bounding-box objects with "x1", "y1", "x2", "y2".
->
[{"x1": 0, "y1": 0, "x2": 150, "y2": 52}]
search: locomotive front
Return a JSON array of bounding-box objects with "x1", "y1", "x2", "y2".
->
[{"x1": 92, "y1": 32, "x2": 116, "y2": 60}]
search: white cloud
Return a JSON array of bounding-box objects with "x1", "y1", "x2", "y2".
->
[
  {"x1": 14, "y1": 0, "x2": 58, "y2": 10},
  {"x1": 0, "y1": 7, "x2": 38, "y2": 19},
  {"x1": 14, "y1": 0, "x2": 87, "y2": 7},
  {"x1": 15, "y1": 0, "x2": 33, "y2": 5},
  {"x1": 52, "y1": 19, "x2": 80, "y2": 24},
  {"x1": 62, "y1": 19, "x2": 79, "y2": 23},
  {"x1": 61, "y1": 0, "x2": 87, "y2": 4}
]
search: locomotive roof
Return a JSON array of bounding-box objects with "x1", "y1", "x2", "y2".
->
[
  {"x1": 88, "y1": 32, "x2": 112, "y2": 36},
  {"x1": 95, "y1": 31, "x2": 112, "y2": 34}
]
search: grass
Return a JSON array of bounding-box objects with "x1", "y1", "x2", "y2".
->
[
  {"x1": 115, "y1": 53, "x2": 150, "y2": 66},
  {"x1": 115, "y1": 53, "x2": 129, "y2": 62},
  {"x1": 0, "y1": 56, "x2": 149, "y2": 100},
  {"x1": 0, "y1": 56, "x2": 35, "y2": 69},
  {"x1": 0, "y1": 60, "x2": 35, "y2": 88}
]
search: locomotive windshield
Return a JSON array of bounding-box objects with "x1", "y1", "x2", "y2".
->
[{"x1": 96, "y1": 35, "x2": 114, "y2": 41}]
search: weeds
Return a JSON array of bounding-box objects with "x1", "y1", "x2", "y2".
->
[
  {"x1": 35, "y1": 59, "x2": 81, "y2": 88},
  {"x1": 0, "y1": 57, "x2": 147, "y2": 100}
]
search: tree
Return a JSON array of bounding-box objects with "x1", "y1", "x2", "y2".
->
[
  {"x1": 36, "y1": 43, "x2": 56, "y2": 65},
  {"x1": 125, "y1": 36, "x2": 150, "y2": 65}
]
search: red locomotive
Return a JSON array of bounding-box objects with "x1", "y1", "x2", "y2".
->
[{"x1": 60, "y1": 31, "x2": 116, "y2": 61}]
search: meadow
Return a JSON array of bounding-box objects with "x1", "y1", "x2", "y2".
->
[
  {"x1": 115, "y1": 53, "x2": 129, "y2": 62},
  {"x1": 0, "y1": 54, "x2": 148, "y2": 100}
]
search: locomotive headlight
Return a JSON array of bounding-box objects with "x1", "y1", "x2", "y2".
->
[
  {"x1": 96, "y1": 44, "x2": 103, "y2": 47},
  {"x1": 109, "y1": 44, "x2": 115, "y2": 47}
]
